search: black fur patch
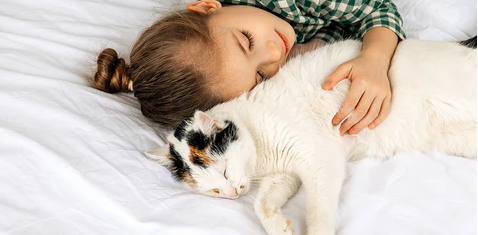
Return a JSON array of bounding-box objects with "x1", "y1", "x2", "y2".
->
[
  {"x1": 187, "y1": 131, "x2": 211, "y2": 150},
  {"x1": 460, "y1": 36, "x2": 477, "y2": 49},
  {"x1": 210, "y1": 121, "x2": 239, "y2": 155},
  {"x1": 173, "y1": 119, "x2": 188, "y2": 141},
  {"x1": 169, "y1": 145, "x2": 190, "y2": 181},
  {"x1": 191, "y1": 155, "x2": 206, "y2": 167}
]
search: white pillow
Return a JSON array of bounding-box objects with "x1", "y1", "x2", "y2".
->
[{"x1": 393, "y1": 0, "x2": 477, "y2": 41}]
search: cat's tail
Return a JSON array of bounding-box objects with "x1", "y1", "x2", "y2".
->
[{"x1": 459, "y1": 36, "x2": 477, "y2": 48}]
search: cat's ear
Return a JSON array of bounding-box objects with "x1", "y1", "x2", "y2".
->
[
  {"x1": 194, "y1": 110, "x2": 222, "y2": 135},
  {"x1": 145, "y1": 145, "x2": 170, "y2": 166}
]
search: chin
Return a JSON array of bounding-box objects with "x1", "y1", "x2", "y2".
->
[{"x1": 223, "y1": 195, "x2": 240, "y2": 200}]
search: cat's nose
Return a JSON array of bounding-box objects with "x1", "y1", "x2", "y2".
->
[{"x1": 227, "y1": 188, "x2": 238, "y2": 198}]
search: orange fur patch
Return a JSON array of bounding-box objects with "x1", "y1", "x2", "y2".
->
[
  {"x1": 189, "y1": 146, "x2": 214, "y2": 165},
  {"x1": 182, "y1": 171, "x2": 197, "y2": 188},
  {"x1": 261, "y1": 199, "x2": 279, "y2": 218},
  {"x1": 261, "y1": 199, "x2": 271, "y2": 217}
]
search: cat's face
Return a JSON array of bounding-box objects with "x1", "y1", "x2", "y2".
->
[{"x1": 147, "y1": 111, "x2": 256, "y2": 199}]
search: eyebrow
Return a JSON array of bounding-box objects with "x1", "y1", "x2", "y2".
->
[{"x1": 231, "y1": 31, "x2": 247, "y2": 56}]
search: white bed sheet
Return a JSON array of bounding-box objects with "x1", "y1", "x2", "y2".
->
[{"x1": 0, "y1": 0, "x2": 476, "y2": 235}]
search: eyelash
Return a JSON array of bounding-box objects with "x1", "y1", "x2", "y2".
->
[
  {"x1": 257, "y1": 71, "x2": 267, "y2": 82},
  {"x1": 241, "y1": 30, "x2": 267, "y2": 83},
  {"x1": 241, "y1": 30, "x2": 254, "y2": 50}
]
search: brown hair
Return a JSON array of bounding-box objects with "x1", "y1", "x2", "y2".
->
[{"x1": 94, "y1": 10, "x2": 223, "y2": 129}]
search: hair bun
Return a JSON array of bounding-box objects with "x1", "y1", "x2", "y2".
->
[{"x1": 94, "y1": 48, "x2": 132, "y2": 93}]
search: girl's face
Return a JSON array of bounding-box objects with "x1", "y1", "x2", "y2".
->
[{"x1": 189, "y1": 1, "x2": 296, "y2": 100}]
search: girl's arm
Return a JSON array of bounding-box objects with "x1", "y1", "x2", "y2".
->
[{"x1": 321, "y1": 0, "x2": 405, "y2": 135}]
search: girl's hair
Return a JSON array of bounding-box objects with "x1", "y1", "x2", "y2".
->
[{"x1": 94, "y1": 10, "x2": 223, "y2": 129}]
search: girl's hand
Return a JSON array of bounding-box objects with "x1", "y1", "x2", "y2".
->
[{"x1": 322, "y1": 52, "x2": 392, "y2": 135}]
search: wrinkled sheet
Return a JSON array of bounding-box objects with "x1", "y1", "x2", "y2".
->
[{"x1": 0, "y1": 0, "x2": 476, "y2": 235}]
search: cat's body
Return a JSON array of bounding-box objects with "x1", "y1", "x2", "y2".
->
[{"x1": 148, "y1": 39, "x2": 477, "y2": 235}]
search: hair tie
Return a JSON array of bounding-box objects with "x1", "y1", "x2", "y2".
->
[{"x1": 128, "y1": 80, "x2": 134, "y2": 91}]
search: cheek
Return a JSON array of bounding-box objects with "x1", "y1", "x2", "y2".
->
[
  {"x1": 217, "y1": 60, "x2": 256, "y2": 100},
  {"x1": 221, "y1": 78, "x2": 255, "y2": 100}
]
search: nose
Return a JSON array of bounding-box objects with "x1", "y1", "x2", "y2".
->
[
  {"x1": 256, "y1": 40, "x2": 282, "y2": 78},
  {"x1": 225, "y1": 187, "x2": 239, "y2": 198},
  {"x1": 230, "y1": 188, "x2": 238, "y2": 197},
  {"x1": 264, "y1": 40, "x2": 282, "y2": 64}
]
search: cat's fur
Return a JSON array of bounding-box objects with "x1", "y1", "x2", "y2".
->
[{"x1": 147, "y1": 39, "x2": 477, "y2": 235}]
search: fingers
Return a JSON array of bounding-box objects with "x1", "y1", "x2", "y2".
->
[
  {"x1": 369, "y1": 95, "x2": 391, "y2": 129},
  {"x1": 338, "y1": 91, "x2": 391, "y2": 135},
  {"x1": 325, "y1": 56, "x2": 392, "y2": 135},
  {"x1": 332, "y1": 80, "x2": 364, "y2": 126},
  {"x1": 323, "y1": 63, "x2": 351, "y2": 90},
  {"x1": 348, "y1": 97, "x2": 383, "y2": 135},
  {"x1": 338, "y1": 89, "x2": 375, "y2": 135}
]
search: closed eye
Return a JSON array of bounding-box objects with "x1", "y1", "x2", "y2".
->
[
  {"x1": 257, "y1": 71, "x2": 267, "y2": 84},
  {"x1": 241, "y1": 30, "x2": 254, "y2": 51},
  {"x1": 239, "y1": 30, "x2": 267, "y2": 84},
  {"x1": 223, "y1": 169, "x2": 228, "y2": 180}
]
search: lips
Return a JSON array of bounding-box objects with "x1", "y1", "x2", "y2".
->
[{"x1": 275, "y1": 29, "x2": 290, "y2": 54}]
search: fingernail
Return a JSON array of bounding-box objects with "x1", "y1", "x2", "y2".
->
[
  {"x1": 323, "y1": 82, "x2": 330, "y2": 89},
  {"x1": 332, "y1": 117, "x2": 338, "y2": 125},
  {"x1": 369, "y1": 123, "x2": 375, "y2": 129},
  {"x1": 349, "y1": 129, "x2": 355, "y2": 135}
]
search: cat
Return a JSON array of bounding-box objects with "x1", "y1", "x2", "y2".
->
[{"x1": 146, "y1": 39, "x2": 477, "y2": 235}]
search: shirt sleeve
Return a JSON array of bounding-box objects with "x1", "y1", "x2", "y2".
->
[
  {"x1": 312, "y1": 23, "x2": 346, "y2": 43},
  {"x1": 356, "y1": 0, "x2": 406, "y2": 40}
]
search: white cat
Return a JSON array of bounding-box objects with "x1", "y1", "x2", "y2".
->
[{"x1": 147, "y1": 40, "x2": 477, "y2": 235}]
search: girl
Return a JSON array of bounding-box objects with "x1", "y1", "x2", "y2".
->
[{"x1": 94, "y1": 0, "x2": 405, "y2": 135}]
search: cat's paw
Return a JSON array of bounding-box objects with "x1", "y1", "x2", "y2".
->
[
  {"x1": 282, "y1": 219, "x2": 295, "y2": 235},
  {"x1": 261, "y1": 213, "x2": 295, "y2": 235},
  {"x1": 256, "y1": 202, "x2": 295, "y2": 235}
]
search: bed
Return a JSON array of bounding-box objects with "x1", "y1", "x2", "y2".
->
[{"x1": 0, "y1": 0, "x2": 476, "y2": 235}]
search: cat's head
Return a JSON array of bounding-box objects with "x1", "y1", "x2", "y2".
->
[{"x1": 147, "y1": 111, "x2": 257, "y2": 199}]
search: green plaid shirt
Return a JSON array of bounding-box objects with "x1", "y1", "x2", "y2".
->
[{"x1": 218, "y1": 0, "x2": 406, "y2": 44}]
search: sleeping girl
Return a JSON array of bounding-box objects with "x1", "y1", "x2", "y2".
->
[{"x1": 94, "y1": 0, "x2": 406, "y2": 135}]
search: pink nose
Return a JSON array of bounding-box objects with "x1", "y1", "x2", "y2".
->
[{"x1": 228, "y1": 188, "x2": 238, "y2": 198}]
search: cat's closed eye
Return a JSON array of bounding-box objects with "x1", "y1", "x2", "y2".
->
[{"x1": 223, "y1": 169, "x2": 228, "y2": 179}]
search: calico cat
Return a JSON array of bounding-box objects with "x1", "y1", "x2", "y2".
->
[{"x1": 147, "y1": 39, "x2": 477, "y2": 235}]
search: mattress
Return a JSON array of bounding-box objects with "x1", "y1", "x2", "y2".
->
[{"x1": 0, "y1": 0, "x2": 476, "y2": 235}]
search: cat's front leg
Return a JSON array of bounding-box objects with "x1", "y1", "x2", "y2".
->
[
  {"x1": 296, "y1": 145, "x2": 346, "y2": 235},
  {"x1": 254, "y1": 172, "x2": 301, "y2": 235}
]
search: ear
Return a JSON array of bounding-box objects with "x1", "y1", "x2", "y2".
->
[
  {"x1": 186, "y1": 0, "x2": 222, "y2": 14},
  {"x1": 145, "y1": 145, "x2": 170, "y2": 166},
  {"x1": 194, "y1": 110, "x2": 222, "y2": 135}
]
